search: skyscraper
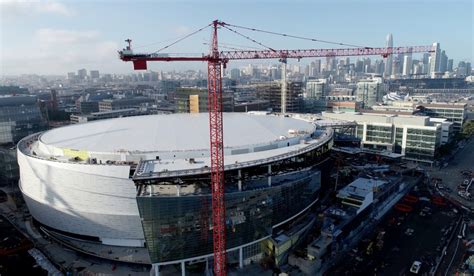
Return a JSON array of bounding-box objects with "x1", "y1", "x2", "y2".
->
[
  {"x1": 363, "y1": 58, "x2": 372, "y2": 73},
  {"x1": 375, "y1": 60, "x2": 385, "y2": 75},
  {"x1": 403, "y1": 54, "x2": 412, "y2": 76},
  {"x1": 314, "y1": 59, "x2": 321, "y2": 74},
  {"x1": 447, "y1": 59, "x2": 454, "y2": 72},
  {"x1": 230, "y1": 68, "x2": 241, "y2": 80},
  {"x1": 90, "y1": 70, "x2": 100, "y2": 79},
  {"x1": 429, "y1": 42, "x2": 441, "y2": 75},
  {"x1": 384, "y1": 33, "x2": 393, "y2": 78},
  {"x1": 439, "y1": 50, "x2": 448, "y2": 73},
  {"x1": 78, "y1": 68, "x2": 87, "y2": 80}
]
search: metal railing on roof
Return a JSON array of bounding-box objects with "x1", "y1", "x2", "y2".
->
[{"x1": 133, "y1": 128, "x2": 333, "y2": 180}]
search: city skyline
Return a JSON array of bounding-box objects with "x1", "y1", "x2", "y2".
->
[{"x1": 1, "y1": 0, "x2": 473, "y2": 75}]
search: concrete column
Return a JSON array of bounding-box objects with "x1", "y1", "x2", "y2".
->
[
  {"x1": 176, "y1": 185, "x2": 181, "y2": 196},
  {"x1": 181, "y1": 261, "x2": 186, "y2": 276},
  {"x1": 205, "y1": 258, "x2": 210, "y2": 276},
  {"x1": 238, "y1": 169, "x2": 242, "y2": 191},
  {"x1": 401, "y1": 127, "x2": 408, "y2": 155},
  {"x1": 281, "y1": 58, "x2": 287, "y2": 114},
  {"x1": 362, "y1": 123, "x2": 367, "y2": 148},
  {"x1": 152, "y1": 264, "x2": 160, "y2": 276},
  {"x1": 239, "y1": 247, "x2": 244, "y2": 269},
  {"x1": 268, "y1": 165, "x2": 272, "y2": 187}
]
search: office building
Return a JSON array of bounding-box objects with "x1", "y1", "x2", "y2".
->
[
  {"x1": 98, "y1": 97, "x2": 155, "y2": 112},
  {"x1": 77, "y1": 69, "x2": 87, "y2": 80},
  {"x1": 326, "y1": 101, "x2": 362, "y2": 112},
  {"x1": 230, "y1": 68, "x2": 241, "y2": 80},
  {"x1": 306, "y1": 79, "x2": 326, "y2": 100},
  {"x1": 256, "y1": 81, "x2": 303, "y2": 113},
  {"x1": 90, "y1": 70, "x2": 100, "y2": 79},
  {"x1": 0, "y1": 96, "x2": 46, "y2": 145},
  {"x1": 418, "y1": 103, "x2": 467, "y2": 132},
  {"x1": 439, "y1": 51, "x2": 448, "y2": 73},
  {"x1": 403, "y1": 55, "x2": 412, "y2": 76},
  {"x1": 447, "y1": 59, "x2": 454, "y2": 72},
  {"x1": 0, "y1": 148, "x2": 19, "y2": 187},
  {"x1": 429, "y1": 42, "x2": 441, "y2": 76},
  {"x1": 175, "y1": 88, "x2": 234, "y2": 113},
  {"x1": 355, "y1": 78, "x2": 385, "y2": 108},
  {"x1": 321, "y1": 111, "x2": 448, "y2": 163},
  {"x1": 429, "y1": 118, "x2": 454, "y2": 145}
]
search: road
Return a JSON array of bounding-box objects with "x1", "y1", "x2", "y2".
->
[
  {"x1": 427, "y1": 136, "x2": 474, "y2": 208},
  {"x1": 436, "y1": 216, "x2": 466, "y2": 275}
]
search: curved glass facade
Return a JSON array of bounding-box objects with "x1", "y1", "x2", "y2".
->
[
  {"x1": 137, "y1": 169, "x2": 320, "y2": 263},
  {"x1": 135, "y1": 138, "x2": 332, "y2": 264}
]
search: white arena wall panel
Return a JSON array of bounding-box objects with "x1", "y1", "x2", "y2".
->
[{"x1": 18, "y1": 150, "x2": 144, "y2": 246}]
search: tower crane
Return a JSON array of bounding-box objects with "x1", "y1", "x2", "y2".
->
[{"x1": 119, "y1": 20, "x2": 434, "y2": 276}]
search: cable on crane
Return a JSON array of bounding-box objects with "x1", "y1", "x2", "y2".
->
[
  {"x1": 217, "y1": 42, "x2": 263, "y2": 50},
  {"x1": 152, "y1": 23, "x2": 213, "y2": 54},
  {"x1": 222, "y1": 22, "x2": 371, "y2": 49},
  {"x1": 202, "y1": 41, "x2": 264, "y2": 51},
  {"x1": 134, "y1": 36, "x2": 196, "y2": 50},
  {"x1": 220, "y1": 24, "x2": 277, "y2": 52}
]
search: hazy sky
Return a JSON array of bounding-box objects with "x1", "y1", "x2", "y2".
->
[{"x1": 1, "y1": 0, "x2": 473, "y2": 75}]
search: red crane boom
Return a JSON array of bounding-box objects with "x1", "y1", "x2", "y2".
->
[{"x1": 118, "y1": 20, "x2": 434, "y2": 276}]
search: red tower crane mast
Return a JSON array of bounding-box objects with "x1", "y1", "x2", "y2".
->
[{"x1": 119, "y1": 20, "x2": 434, "y2": 276}]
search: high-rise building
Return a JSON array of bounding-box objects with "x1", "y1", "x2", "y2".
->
[
  {"x1": 0, "y1": 96, "x2": 47, "y2": 145},
  {"x1": 306, "y1": 79, "x2": 326, "y2": 100},
  {"x1": 356, "y1": 78, "x2": 385, "y2": 108},
  {"x1": 77, "y1": 68, "x2": 87, "y2": 80},
  {"x1": 293, "y1": 64, "x2": 301, "y2": 74},
  {"x1": 413, "y1": 63, "x2": 422, "y2": 75},
  {"x1": 384, "y1": 34, "x2": 393, "y2": 78},
  {"x1": 312, "y1": 60, "x2": 321, "y2": 75},
  {"x1": 90, "y1": 70, "x2": 100, "y2": 79},
  {"x1": 364, "y1": 58, "x2": 372, "y2": 73},
  {"x1": 150, "y1": 71, "x2": 159, "y2": 81},
  {"x1": 422, "y1": 53, "x2": 430, "y2": 65},
  {"x1": 439, "y1": 51, "x2": 448, "y2": 73},
  {"x1": 67, "y1": 72, "x2": 76, "y2": 80},
  {"x1": 403, "y1": 55, "x2": 412, "y2": 76},
  {"x1": 230, "y1": 68, "x2": 241, "y2": 80},
  {"x1": 447, "y1": 59, "x2": 454, "y2": 72},
  {"x1": 256, "y1": 81, "x2": 303, "y2": 113},
  {"x1": 429, "y1": 42, "x2": 441, "y2": 76},
  {"x1": 175, "y1": 88, "x2": 234, "y2": 113},
  {"x1": 457, "y1": 61, "x2": 469, "y2": 76},
  {"x1": 326, "y1": 56, "x2": 336, "y2": 72},
  {"x1": 374, "y1": 60, "x2": 384, "y2": 75},
  {"x1": 270, "y1": 66, "x2": 281, "y2": 80},
  {"x1": 391, "y1": 56, "x2": 401, "y2": 77},
  {"x1": 355, "y1": 59, "x2": 364, "y2": 73}
]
